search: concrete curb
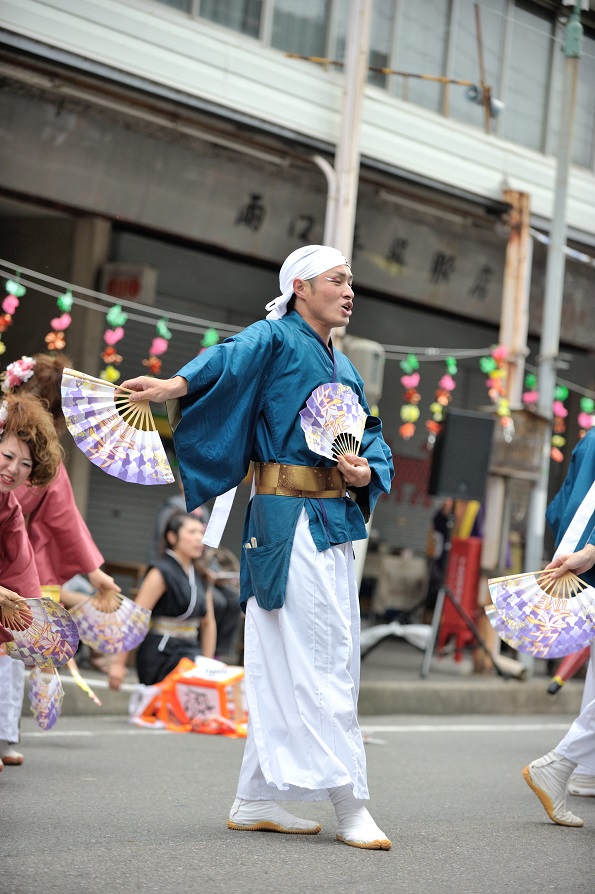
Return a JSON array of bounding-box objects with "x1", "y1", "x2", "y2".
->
[{"x1": 22, "y1": 670, "x2": 585, "y2": 719}]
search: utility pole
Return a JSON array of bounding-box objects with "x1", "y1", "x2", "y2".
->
[{"x1": 524, "y1": 3, "x2": 583, "y2": 585}]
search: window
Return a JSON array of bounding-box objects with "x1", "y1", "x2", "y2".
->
[
  {"x1": 271, "y1": 0, "x2": 330, "y2": 57},
  {"x1": 199, "y1": 0, "x2": 263, "y2": 38},
  {"x1": 449, "y1": 0, "x2": 507, "y2": 128},
  {"x1": 393, "y1": 0, "x2": 451, "y2": 113},
  {"x1": 156, "y1": 0, "x2": 192, "y2": 10},
  {"x1": 501, "y1": 1, "x2": 554, "y2": 150},
  {"x1": 335, "y1": 0, "x2": 396, "y2": 88}
]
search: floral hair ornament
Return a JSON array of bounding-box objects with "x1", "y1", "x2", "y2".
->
[
  {"x1": 0, "y1": 399, "x2": 7, "y2": 435},
  {"x1": 1, "y1": 356, "x2": 36, "y2": 393}
]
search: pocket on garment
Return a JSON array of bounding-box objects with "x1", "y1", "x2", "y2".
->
[{"x1": 243, "y1": 538, "x2": 292, "y2": 611}]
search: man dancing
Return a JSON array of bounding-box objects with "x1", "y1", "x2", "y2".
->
[
  {"x1": 122, "y1": 245, "x2": 394, "y2": 849},
  {"x1": 522, "y1": 428, "x2": 595, "y2": 827}
]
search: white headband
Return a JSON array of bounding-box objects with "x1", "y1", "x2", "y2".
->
[{"x1": 265, "y1": 245, "x2": 349, "y2": 320}]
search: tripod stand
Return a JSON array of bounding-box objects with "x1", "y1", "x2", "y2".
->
[{"x1": 420, "y1": 583, "x2": 511, "y2": 679}]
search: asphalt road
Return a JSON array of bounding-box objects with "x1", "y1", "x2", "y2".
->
[{"x1": 1, "y1": 714, "x2": 594, "y2": 894}]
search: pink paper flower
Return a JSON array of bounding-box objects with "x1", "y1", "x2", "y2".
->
[
  {"x1": 552, "y1": 400, "x2": 568, "y2": 418},
  {"x1": 149, "y1": 337, "x2": 169, "y2": 357},
  {"x1": 400, "y1": 373, "x2": 420, "y2": 389},
  {"x1": 439, "y1": 374, "x2": 456, "y2": 391},
  {"x1": 578, "y1": 412, "x2": 593, "y2": 430}
]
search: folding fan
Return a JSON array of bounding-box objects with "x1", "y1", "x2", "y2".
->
[
  {"x1": 61, "y1": 368, "x2": 175, "y2": 485},
  {"x1": 4, "y1": 597, "x2": 79, "y2": 668},
  {"x1": 29, "y1": 666, "x2": 64, "y2": 731},
  {"x1": 68, "y1": 591, "x2": 151, "y2": 654},
  {"x1": 299, "y1": 382, "x2": 366, "y2": 461},
  {"x1": 484, "y1": 605, "x2": 553, "y2": 659},
  {"x1": 488, "y1": 569, "x2": 595, "y2": 659}
]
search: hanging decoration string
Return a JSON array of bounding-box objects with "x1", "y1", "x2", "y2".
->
[
  {"x1": 398, "y1": 353, "x2": 421, "y2": 440},
  {"x1": 424, "y1": 356, "x2": 458, "y2": 446},
  {"x1": 0, "y1": 275, "x2": 26, "y2": 357}
]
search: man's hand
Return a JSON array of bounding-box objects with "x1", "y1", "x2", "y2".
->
[
  {"x1": 337, "y1": 454, "x2": 371, "y2": 488},
  {"x1": 120, "y1": 375, "x2": 188, "y2": 404},
  {"x1": 544, "y1": 543, "x2": 595, "y2": 578}
]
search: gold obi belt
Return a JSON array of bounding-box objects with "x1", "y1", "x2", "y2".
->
[
  {"x1": 150, "y1": 616, "x2": 199, "y2": 642},
  {"x1": 253, "y1": 462, "x2": 346, "y2": 499}
]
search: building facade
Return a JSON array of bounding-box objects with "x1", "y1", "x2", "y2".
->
[{"x1": 0, "y1": 0, "x2": 594, "y2": 566}]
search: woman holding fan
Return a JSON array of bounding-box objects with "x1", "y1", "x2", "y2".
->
[{"x1": 0, "y1": 392, "x2": 62, "y2": 770}]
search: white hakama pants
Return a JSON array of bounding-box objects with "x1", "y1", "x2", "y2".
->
[
  {"x1": 237, "y1": 510, "x2": 368, "y2": 802},
  {"x1": 556, "y1": 643, "x2": 595, "y2": 774},
  {"x1": 0, "y1": 654, "x2": 25, "y2": 742}
]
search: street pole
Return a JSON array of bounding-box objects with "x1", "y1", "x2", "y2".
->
[{"x1": 524, "y1": 5, "x2": 582, "y2": 582}]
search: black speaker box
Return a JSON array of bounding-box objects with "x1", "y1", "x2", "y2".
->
[{"x1": 428, "y1": 409, "x2": 495, "y2": 502}]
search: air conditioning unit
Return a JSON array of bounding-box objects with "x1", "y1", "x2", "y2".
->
[{"x1": 342, "y1": 336, "x2": 385, "y2": 407}]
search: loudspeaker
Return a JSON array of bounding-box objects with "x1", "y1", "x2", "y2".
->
[{"x1": 428, "y1": 409, "x2": 495, "y2": 502}]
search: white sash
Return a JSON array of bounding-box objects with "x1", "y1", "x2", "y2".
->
[{"x1": 554, "y1": 480, "x2": 595, "y2": 558}]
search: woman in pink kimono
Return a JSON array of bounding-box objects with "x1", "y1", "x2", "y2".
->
[
  {"x1": 4, "y1": 354, "x2": 117, "y2": 594},
  {"x1": 0, "y1": 392, "x2": 62, "y2": 771}
]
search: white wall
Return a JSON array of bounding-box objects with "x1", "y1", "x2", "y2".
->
[{"x1": 2, "y1": 0, "x2": 595, "y2": 236}]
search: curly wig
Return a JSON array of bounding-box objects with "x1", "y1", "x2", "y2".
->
[
  {"x1": 13, "y1": 352, "x2": 72, "y2": 434},
  {"x1": 1, "y1": 393, "x2": 63, "y2": 487}
]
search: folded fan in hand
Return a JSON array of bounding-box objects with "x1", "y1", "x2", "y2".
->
[
  {"x1": 4, "y1": 597, "x2": 79, "y2": 668},
  {"x1": 299, "y1": 382, "x2": 366, "y2": 461},
  {"x1": 61, "y1": 369, "x2": 175, "y2": 485},
  {"x1": 69, "y1": 591, "x2": 151, "y2": 654},
  {"x1": 29, "y1": 667, "x2": 64, "y2": 731},
  {"x1": 488, "y1": 569, "x2": 595, "y2": 658}
]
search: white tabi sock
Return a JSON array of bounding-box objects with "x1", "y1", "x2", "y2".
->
[
  {"x1": 0, "y1": 740, "x2": 23, "y2": 765},
  {"x1": 522, "y1": 751, "x2": 583, "y2": 827},
  {"x1": 227, "y1": 798, "x2": 321, "y2": 834},
  {"x1": 328, "y1": 785, "x2": 392, "y2": 850}
]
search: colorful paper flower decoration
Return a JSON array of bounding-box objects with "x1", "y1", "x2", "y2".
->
[
  {"x1": 0, "y1": 277, "x2": 26, "y2": 356},
  {"x1": 550, "y1": 384, "x2": 570, "y2": 463},
  {"x1": 398, "y1": 357, "x2": 420, "y2": 440},
  {"x1": 578, "y1": 397, "x2": 595, "y2": 436},
  {"x1": 44, "y1": 286, "x2": 74, "y2": 354},
  {"x1": 481, "y1": 345, "x2": 514, "y2": 443},
  {"x1": 142, "y1": 318, "x2": 172, "y2": 377},
  {"x1": 99, "y1": 308, "x2": 127, "y2": 382},
  {"x1": 425, "y1": 357, "x2": 457, "y2": 446}
]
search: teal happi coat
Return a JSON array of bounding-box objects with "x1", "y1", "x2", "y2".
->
[
  {"x1": 173, "y1": 309, "x2": 394, "y2": 608},
  {"x1": 546, "y1": 428, "x2": 595, "y2": 587}
]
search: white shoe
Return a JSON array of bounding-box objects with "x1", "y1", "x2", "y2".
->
[
  {"x1": 227, "y1": 798, "x2": 321, "y2": 834},
  {"x1": 568, "y1": 773, "x2": 595, "y2": 797},
  {"x1": 522, "y1": 752, "x2": 583, "y2": 827}
]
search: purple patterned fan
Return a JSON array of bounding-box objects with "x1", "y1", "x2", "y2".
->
[
  {"x1": 61, "y1": 369, "x2": 174, "y2": 485},
  {"x1": 299, "y1": 382, "x2": 366, "y2": 461},
  {"x1": 488, "y1": 570, "x2": 595, "y2": 659},
  {"x1": 484, "y1": 605, "x2": 553, "y2": 659},
  {"x1": 68, "y1": 591, "x2": 151, "y2": 654},
  {"x1": 28, "y1": 667, "x2": 64, "y2": 730},
  {"x1": 5, "y1": 597, "x2": 79, "y2": 668}
]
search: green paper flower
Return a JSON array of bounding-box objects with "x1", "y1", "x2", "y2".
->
[
  {"x1": 524, "y1": 373, "x2": 537, "y2": 389},
  {"x1": 480, "y1": 356, "x2": 497, "y2": 374},
  {"x1": 201, "y1": 328, "x2": 220, "y2": 347},
  {"x1": 580, "y1": 397, "x2": 595, "y2": 413},
  {"x1": 106, "y1": 304, "x2": 128, "y2": 327},
  {"x1": 57, "y1": 290, "x2": 73, "y2": 312},
  {"x1": 554, "y1": 385, "x2": 569, "y2": 402},
  {"x1": 5, "y1": 279, "x2": 26, "y2": 298},
  {"x1": 156, "y1": 317, "x2": 172, "y2": 340},
  {"x1": 445, "y1": 357, "x2": 457, "y2": 375}
]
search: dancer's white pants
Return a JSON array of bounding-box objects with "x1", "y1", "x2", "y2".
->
[
  {"x1": 557, "y1": 643, "x2": 595, "y2": 773},
  {"x1": 236, "y1": 510, "x2": 368, "y2": 802},
  {"x1": 0, "y1": 654, "x2": 25, "y2": 742}
]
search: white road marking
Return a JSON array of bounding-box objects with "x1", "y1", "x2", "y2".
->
[{"x1": 21, "y1": 722, "x2": 572, "y2": 738}]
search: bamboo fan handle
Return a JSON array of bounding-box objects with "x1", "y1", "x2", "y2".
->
[
  {"x1": 0, "y1": 603, "x2": 34, "y2": 631},
  {"x1": 64, "y1": 369, "x2": 135, "y2": 395},
  {"x1": 92, "y1": 590, "x2": 122, "y2": 614},
  {"x1": 535, "y1": 569, "x2": 588, "y2": 599}
]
